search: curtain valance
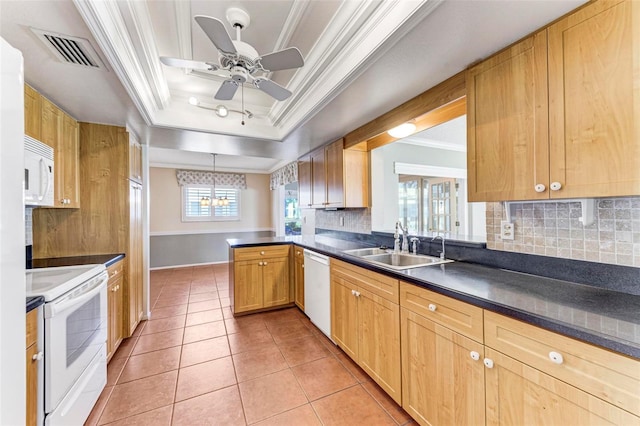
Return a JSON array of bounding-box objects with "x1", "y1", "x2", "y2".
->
[
  {"x1": 176, "y1": 169, "x2": 247, "y2": 189},
  {"x1": 269, "y1": 161, "x2": 298, "y2": 190}
]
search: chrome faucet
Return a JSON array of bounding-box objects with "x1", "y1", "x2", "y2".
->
[
  {"x1": 431, "y1": 235, "x2": 446, "y2": 260},
  {"x1": 395, "y1": 221, "x2": 409, "y2": 253}
]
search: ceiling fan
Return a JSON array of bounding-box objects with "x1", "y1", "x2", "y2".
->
[{"x1": 160, "y1": 7, "x2": 304, "y2": 101}]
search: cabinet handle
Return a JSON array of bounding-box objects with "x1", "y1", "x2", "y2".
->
[
  {"x1": 550, "y1": 182, "x2": 562, "y2": 191},
  {"x1": 534, "y1": 184, "x2": 546, "y2": 193},
  {"x1": 470, "y1": 351, "x2": 480, "y2": 361},
  {"x1": 428, "y1": 303, "x2": 437, "y2": 312},
  {"x1": 483, "y1": 358, "x2": 494, "y2": 369},
  {"x1": 32, "y1": 351, "x2": 43, "y2": 361},
  {"x1": 548, "y1": 351, "x2": 564, "y2": 365}
]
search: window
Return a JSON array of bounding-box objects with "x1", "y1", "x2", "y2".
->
[
  {"x1": 398, "y1": 175, "x2": 458, "y2": 233},
  {"x1": 182, "y1": 184, "x2": 240, "y2": 222}
]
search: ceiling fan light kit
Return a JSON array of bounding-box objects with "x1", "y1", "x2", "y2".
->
[{"x1": 159, "y1": 6, "x2": 305, "y2": 106}]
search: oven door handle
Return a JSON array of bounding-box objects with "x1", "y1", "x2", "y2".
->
[{"x1": 45, "y1": 273, "x2": 108, "y2": 319}]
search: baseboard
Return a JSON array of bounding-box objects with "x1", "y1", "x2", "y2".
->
[{"x1": 150, "y1": 260, "x2": 230, "y2": 270}]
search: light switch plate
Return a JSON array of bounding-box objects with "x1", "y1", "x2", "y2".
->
[{"x1": 500, "y1": 221, "x2": 515, "y2": 240}]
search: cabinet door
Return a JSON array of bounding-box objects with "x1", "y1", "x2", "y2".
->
[
  {"x1": 298, "y1": 158, "x2": 312, "y2": 208},
  {"x1": 357, "y1": 288, "x2": 402, "y2": 404},
  {"x1": 26, "y1": 344, "x2": 39, "y2": 426},
  {"x1": 325, "y1": 139, "x2": 345, "y2": 208},
  {"x1": 262, "y1": 256, "x2": 290, "y2": 308},
  {"x1": 330, "y1": 276, "x2": 358, "y2": 360},
  {"x1": 234, "y1": 260, "x2": 264, "y2": 313},
  {"x1": 548, "y1": 0, "x2": 640, "y2": 198},
  {"x1": 61, "y1": 113, "x2": 80, "y2": 208},
  {"x1": 485, "y1": 348, "x2": 640, "y2": 426},
  {"x1": 401, "y1": 308, "x2": 485, "y2": 426},
  {"x1": 24, "y1": 85, "x2": 42, "y2": 140},
  {"x1": 311, "y1": 147, "x2": 326, "y2": 207},
  {"x1": 466, "y1": 30, "x2": 549, "y2": 202},
  {"x1": 294, "y1": 248, "x2": 305, "y2": 310}
]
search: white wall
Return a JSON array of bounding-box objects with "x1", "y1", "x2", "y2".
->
[
  {"x1": 149, "y1": 167, "x2": 272, "y2": 234},
  {"x1": 0, "y1": 37, "x2": 26, "y2": 425}
]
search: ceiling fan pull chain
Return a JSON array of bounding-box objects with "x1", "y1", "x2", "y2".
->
[{"x1": 241, "y1": 83, "x2": 245, "y2": 125}]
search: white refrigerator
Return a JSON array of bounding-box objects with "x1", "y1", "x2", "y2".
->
[{"x1": 0, "y1": 36, "x2": 27, "y2": 425}]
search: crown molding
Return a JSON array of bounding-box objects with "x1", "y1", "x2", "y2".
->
[
  {"x1": 73, "y1": 0, "x2": 169, "y2": 123},
  {"x1": 174, "y1": 0, "x2": 192, "y2": 65},
  {"x1": 271, "y1": 0, "x2": 443, "y2": 137}
]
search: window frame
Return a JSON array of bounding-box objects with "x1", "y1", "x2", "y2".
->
[{"x1": 181, "y1": 184, "x2": 241, "y2": 222}]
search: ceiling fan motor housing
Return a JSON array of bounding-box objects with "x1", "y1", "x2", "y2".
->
[
  {"x1": 218, "y1": 40, "x2": 259, "y2": 72},
  {"x1": 230, "y1": 66, "x2": 248, "y2": 83}
]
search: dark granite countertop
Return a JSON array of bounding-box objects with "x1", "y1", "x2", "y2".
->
[
  {"x1": 26, "y1": 296, "x2": 44, "y2": 313},
  {"x1": 30, "y1": 253, "x2": 125, "y2": 269},
  {"x1": 227, "y1": 235, "x2": 640, "y2": 359}
]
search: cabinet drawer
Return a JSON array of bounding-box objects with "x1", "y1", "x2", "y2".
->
[
  {"x1": 107, "y1": 260, "x2": 124, "y2": 280},
  {"x1": 234, "y1": 245, "x2": 291, "y2": 261},
  {"x1": 330, "y1": 259, "x2": 399, "y2": 303},
  {"x1": 26, "y1": 309, "x2": 38, "y2": 348},
  {"x1": 485, "y1": 311, "x2": 640, "y2": 415},
  {"x1": 400, "y1": 282, "x2": 484, "y2": 343}
]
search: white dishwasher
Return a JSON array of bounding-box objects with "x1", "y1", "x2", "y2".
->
[{"x1": 303, "y1": 249, "x2": 332, "y2": 340}]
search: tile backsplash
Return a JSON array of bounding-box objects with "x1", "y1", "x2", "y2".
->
[
  {"x1": 315, "y1": 208, "x2": 372, "y2": 235},
  {"x1": 486, "y1": 198, "x2": 640, "y2": 267}
]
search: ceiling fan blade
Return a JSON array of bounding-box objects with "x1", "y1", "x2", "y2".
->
[
  {"x1": 159, "y1": 56, "x2": 218, "y2": 71},
  {"x1": 253, "y1": 77, "x2": 292, "y2": 101},
  {"x1": 259, "y1": 47, "x2": 304, "y2": 72},
  {"x1": 194, "y1": 15, "x2": 237, "y2": 55},
  {"x1": 215, "y1": 80, "x2": 239, "y2": 100}
]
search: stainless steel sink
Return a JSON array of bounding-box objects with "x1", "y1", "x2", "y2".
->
[
  {"x1": 342, "y1": 247, "x2": 390, "y2": 257},
  {"x1": 343, "y1": 248, "x2": 453, "y2": 270},
  {"x1": 363, "y1": 253, "x2": 453, "y2": 270}
]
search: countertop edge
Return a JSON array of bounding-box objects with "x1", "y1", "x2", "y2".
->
[
  {"x1": 26, "y1": 296, "x2": 44, "y2": 313},
  {"x1": 228, "y1": 238, "x2": 640, "y2": 360}
]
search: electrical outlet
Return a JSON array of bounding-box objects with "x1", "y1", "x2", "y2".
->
[{"x1": 500, "y1": 221, "x2": 515, "y2": 240}]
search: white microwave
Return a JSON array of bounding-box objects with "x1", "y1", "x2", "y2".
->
[{"x1": 24, "y1": 135, "x2": 54, "y2": 207}]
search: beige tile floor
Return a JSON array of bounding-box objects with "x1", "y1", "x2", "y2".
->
[{"x1": 86, "y1": 264, "x2": 415, "y2": 425}]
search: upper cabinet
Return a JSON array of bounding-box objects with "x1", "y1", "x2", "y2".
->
[
  {"x1": 467, "y1": 0, "x2": 640, "y2": 202},
  {"x1": 24, "y1": 85, "x2": 42, "y2": 140},
  {"x1": 39, "y1": 95, "x2": 80, "y2": 208},
  {"x1": 298, "y1": 138, "x2": 370, "y2": 209},
  {"x1": 129, "y1": 137, "x2": 142, "y2": 183}
]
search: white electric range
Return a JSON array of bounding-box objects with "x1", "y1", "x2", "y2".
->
[{"x1": 26, "y1": 264, "x2": 108, "y2": 426}]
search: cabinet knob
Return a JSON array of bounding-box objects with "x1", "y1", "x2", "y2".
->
[
  {"x1": 550, "y1": 182, "x2": 562, "y2": 191},
  {"x1": 260, "y1": 251, "x2": 265, "y2": 255},
  {"x1": 301, "y1": 264, "x2": 304, "y2": 268},
  {"x1": 548, "y1": 351, "x2": 564, "y2": 365},
  {"x1": 354, "y1": 291, "x2": 360, "y2": 297},
  {"x1": 534, "y1": 184, "x2": 546, "y2": 193},
  {"x1": 428, "y1": 303, "x2": 437, "y2": 312},
  {"x1": 263, "y1": 261, "x2": 268, "y2": 266},
  {"x1": 483, "y1": 358, "x2": 494, "y2": 369},
  {"x1": 32, "y1": 351, "x2": 43, "y2": 361},
  {"x1": 470, "y1": 351, "x2": 480, "y2": 361},
  {"x1": 258, "y1": 261, "x2": 263, "y2": 266}
]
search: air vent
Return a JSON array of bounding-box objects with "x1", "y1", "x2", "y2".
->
[{"x1": 30, "y1": 28, "x2": 108, "y2": 71}]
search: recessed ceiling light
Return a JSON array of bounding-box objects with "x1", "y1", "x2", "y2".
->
[
  {"x1": 188, "y1": 96, "x2": 199, "y2": 106},
  {"x1": 387, "y1": 122, "x2": 416, "y2": 138}
]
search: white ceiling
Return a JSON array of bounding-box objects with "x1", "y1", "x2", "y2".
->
[{"x1": 0, "y1": 0, "x2": 587, "y2": 172}]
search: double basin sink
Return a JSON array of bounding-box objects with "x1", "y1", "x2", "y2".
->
[{"x1": 343, "y1": 247, "x2": 453, "y2": 270}]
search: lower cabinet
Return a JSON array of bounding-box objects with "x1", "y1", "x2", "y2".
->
[
  {"x1": 107, "y1": 260, "x2": 124, "y2": 361},
  {"x1": 330, "y1": 259, "x2": 401, "y2": 404},
  {"x1": 26, "y1": 309, "x2": 40, "y2": 426},
  {"x1": 294, "y1": 247, "x2": 305, "y2": 310},
  {"x1": 232, "y1": 245, "x2": 291, "y2": 314}
]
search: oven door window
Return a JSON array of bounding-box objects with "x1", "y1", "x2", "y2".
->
[{"x1": 66, "y1": 293, "x2": 102, "y2": 366}]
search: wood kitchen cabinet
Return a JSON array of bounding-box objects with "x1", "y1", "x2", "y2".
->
[
  {"x1": 293, "y1": 246, "x2": 305, "y2": 310},
  {"x1": 400, "y1": 283, "x2": 485, "y2": 426},
  {"x1": 231, "y1": 245, "x2": 291, "y2": 314},
  {"x1": 24, "y1": 84, "x2": 42, "y2": 140},
  {"x1": 467, "y1": 0, "x2": 640, "y2": 202},
  {"x1": 31, "y1": 91, "x2": 80, "y2": 208},
  {"x1": 32, "y1": 123, "x2": 144, "y2": 338},
  {"x1": 298, "y1": 138, "x2": 369, "y2": 209},
  {"x1": 26, "y1": 309, "x2": 40, "y2": 426},
  {"x1": 330, "y1": 259, "x2": 401, "y2": 404},
  {"x1": 106, "y1": 260, "x2": 124, "y2": 361}
]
